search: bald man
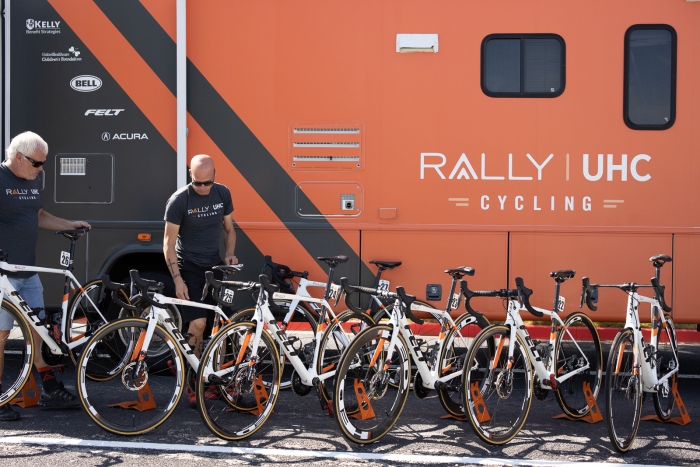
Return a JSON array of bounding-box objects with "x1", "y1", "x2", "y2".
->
[{"x1": 163, "y1": 155, "x2": 236, "y2": 366}]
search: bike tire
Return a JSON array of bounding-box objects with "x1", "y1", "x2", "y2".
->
[
  {"x1": 436, "y1": 311, "x2": 489, "y2": 417},
  {"x1": 316, "y1": 309, "x2": 375, "y2": 401},
  {"x1": 0, "y1": 299, "x2": 34, "y2": 406},
  {"x1": 65, "y1": 278, "x2": 131, "y2": 380},
  {"x1": 76, "y1": 318, "x2": 185, "y2": 436},
  {"x1": 333, "y1": 324, "x2": 411, "y2": 444},
  {"x1": 553, "y1": 311, "x2": 603, "y2": 419},
  {"x1": 196, "y1": 320, "x2": 281, "y2": 441},
  {"x1": 652, "y1": 315, "x2": 678, "y2": 421},
  {"x1": 462, "y1": 324, "x2": 533, "y2": 445},
  {"x1": 605, "y1": 328, "x2": 643, "y2": 453}
]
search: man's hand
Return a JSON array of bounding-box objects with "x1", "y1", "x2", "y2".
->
[
  {"x1": 174, "y1": 276, "x2": 189, "y2": 300},
  {"x1": 225, "y1": 253, "x2": 238, "y2": 265},
  {"x1": 72, "y1": 220, "x2": 91, "y2": 234}
]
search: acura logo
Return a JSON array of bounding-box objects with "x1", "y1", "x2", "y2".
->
[
  {"x1": 70, "y1": 75, "x2": 102, "y2": 92},
  {"x1": 102, "y1": 132, "x2": 110, "y2": 141}
]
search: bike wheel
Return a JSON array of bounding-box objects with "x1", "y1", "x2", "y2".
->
[
  {"x1": 77, "y1": 318, "x2": 185, "y2": 435},
  {"x1": 437, "y1": 312, "x2": 488, "y2": 417},
  {"x1": 463, "y1": 324, "x2": 533, "y2": 445},
  {"x1": 196, "y1": 321, "x2": 281, "y2": 441},
  {"x1": 0, "y1": 300, "x2": 34, "y2": 406},
  {"x1": 605, "y1": 328, "x2": 643, "y2": 453},
  {"x1": 553, "y1": 312, "x2": 603, "y2": 418},
  {"x1": 333, "y1": 325, "x2": 410, "y2": 444},
  {"x1": 231, "y1": 300, "x2": 317, "y2": 390},
  {"x1": 316, "y1": 309, "x2": 375, "y2": 401},
  {"x1": 653, "y1": 315, "x2": 678, "y2": 421},
  {"x1": 65, "y1": 279, "x2": 131, "y2": 379}
]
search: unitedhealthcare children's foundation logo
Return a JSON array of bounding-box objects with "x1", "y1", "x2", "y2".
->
[
  {"x1": 42, "y1": 46, "x2": 81, "y2": 62},
  {"x1": 26, "y1": 19, "x2": 61, "y2": 34},
  {"x1": 420, "y1": 152, "x2": 652, "y2": 212}
]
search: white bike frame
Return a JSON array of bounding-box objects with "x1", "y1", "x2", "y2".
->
[
  {"x1": 205, "y1": 287, "x2": 345, "y2": 387},
  {"x1": 380, "y1": 297, "x2": 475, "y2": 390},
  {"x1": 0, "y1": 261, "x2": 107, "y2": 356},
  {"x1": 621, "y1": 291, "x2": 678, "y2": 394},
  {"x1": 500, "y1": 299, "x2": 592, "y2": 389}
]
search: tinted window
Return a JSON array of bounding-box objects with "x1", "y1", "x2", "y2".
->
[
  {"x1": 624, "y1": 26, "x2": 676, "y2": 129},
  {"x1": 482, "y1": 34, "x2": 565, "y2": 97}
]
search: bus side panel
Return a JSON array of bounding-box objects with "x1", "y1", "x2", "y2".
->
[
  {"x1": 510, "y1": 232, "x2": 673, "y2": 323},
  {"x1": 670, "y1": 234, "x2": 699, "y2": 325},
  {"x1": 360, "y1": 230, "x2": 508, "y2": 319}
]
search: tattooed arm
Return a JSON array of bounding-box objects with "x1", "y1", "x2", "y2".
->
[{"x1": 164, "y1": 221, "x2": 188, "y2": 300}]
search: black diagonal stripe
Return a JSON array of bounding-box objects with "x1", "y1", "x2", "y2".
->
[
  {"x1": 94, "y1": 0, "x2": 176, "y2": 95},
  {"x1": 98, "y1": 1, "x2": 372, "y2": 282}
]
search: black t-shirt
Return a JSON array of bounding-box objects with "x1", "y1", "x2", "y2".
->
[
  {"x1": 0, "y1": 163, "x2": 42, "y2": 276},
  {"x1": 164, "y1": 183, "x2": 234, "y2": 267}
]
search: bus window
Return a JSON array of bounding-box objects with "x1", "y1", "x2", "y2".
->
[
  {"x1": 481, "y1": 34, "x2": 565, "y2": 98},
  {"x1": 624, "y1": 25, "x2": 676, "y2": 130}
]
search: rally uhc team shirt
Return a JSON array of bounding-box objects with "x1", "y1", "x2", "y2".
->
[
  {"x1": 0, "y1": 163, "x2": 42, "y2": 276},
  {"x1": 164, "y1": 183, "x2": 234, "y2": 267}
]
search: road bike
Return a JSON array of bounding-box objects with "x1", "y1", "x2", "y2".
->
[
  {"x1": 75, "y1": 266, "x2": 241, "y2": 435},
  {"x1": 581, "y1": 254, "x2": 678, "y2": 452},
  {"x1": 0, "y1": 229, "x2": 128, "y2": 407},
  {"x1": 195, "y1": 256, "x2": 374, "y2": 441},
  {"x1": 332, "y1": 266, "x2": 490, "y2": 444},
  {"x1": 461, "y1": 271, "x2": 602, "y2": 445}
]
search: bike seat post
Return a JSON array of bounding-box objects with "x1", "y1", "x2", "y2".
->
[
  {"x1": 323, "y1": 265, "x2": 335, "y2": 302},
  {"x1": 445, "y1": 274, "x2": 459, "y2": 314},
  {"x1": 553, "y1": 279, "x2": 561, "y2": 314},
  {"x1": 372, "y1": 266, "x2": 386, "y2": 289},
  {"x1": 67, "y1": 237, "x2": 77, "y2": 272}
]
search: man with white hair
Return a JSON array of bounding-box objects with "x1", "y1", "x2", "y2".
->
[
  {"x1": 0, "y1": 131, "x2": 91, "y2": 421},
  {"x1": 163, "y1": 154, "x2": 236, "y2": 405}
]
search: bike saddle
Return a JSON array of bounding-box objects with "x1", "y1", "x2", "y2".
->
[
  {"x1": 550, "y1": 270, "x2": 575, "y2": 282},
  {"x1": 650, "y1": 254, "x2": 672, "y2": 268},
  {"x1": 317, "y1": 255, "x2": 349, "y2": 267},
  {"x1": 369, "y1": 260, "x2": 402, "y2": 269},
  {"x1": 55, "y1": 228, "x2": 89, "y2": 240},
  {"x1": 444, "y1": 266, "x2": 475, "y2": 278},
  {"x1": 212, "y1": 264, "x2": 244, "y2": 274}
]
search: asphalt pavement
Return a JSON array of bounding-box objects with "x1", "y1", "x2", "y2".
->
[{"x1": 2, "y1": 344, "x2": 700, "y2": 467}]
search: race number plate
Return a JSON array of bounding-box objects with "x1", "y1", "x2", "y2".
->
[
  {"x1": 557, "y1": 296, "x2": 565, "y2": 313},
  {"x1": 60, "y1": 251, "x2": 70, "y2": 267}
]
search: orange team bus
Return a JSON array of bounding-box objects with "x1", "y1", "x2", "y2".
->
[{"x1": 4, "y1": 0, "x2": 699, "y2": 325}]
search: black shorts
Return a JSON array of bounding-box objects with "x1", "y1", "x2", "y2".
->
[{"x1": 178, "y1": 259, "x2": 223, "y2": 326}]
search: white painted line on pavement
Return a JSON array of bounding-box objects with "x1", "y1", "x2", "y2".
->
[{"x1": 0, "y1": 435, "x2": 680, "y2": 467}]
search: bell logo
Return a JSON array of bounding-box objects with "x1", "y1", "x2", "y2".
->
[{"x1": 70, "y1": 75, "x2": 102, "y2": 92}]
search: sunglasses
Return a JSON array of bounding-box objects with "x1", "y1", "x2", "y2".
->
[
  {"x1": 19, "y1": 151, "x2": 46, "y2": 168},
  {"x1": 192, "y1": 179, "x2": 214, "y2": 187}
]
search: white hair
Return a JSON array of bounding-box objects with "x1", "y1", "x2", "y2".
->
[{"x1": 5, "y1": 131, "x2": 48, "y2": 160}]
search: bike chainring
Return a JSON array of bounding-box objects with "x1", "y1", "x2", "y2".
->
[
  {"x1": 40, "y1": 341, "x2": 65, "y2": 367},
  {"x1": 533, "y1": 374, "x2": 549, "y2": 401},
  {"x1": 290, "y1": 369, "x2": 312, "y2": 396},
  {"x1": 413, "y1": 372, "x2": 431, "y2": 399}
]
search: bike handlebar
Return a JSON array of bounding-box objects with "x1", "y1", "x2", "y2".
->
[
  {"x1": 129, "y1": 270, "x2": 168, "y2": 309},
  {"x1": 459, "y1": 278, "x2": 541, "y2": 318},
  {"x1": 580, "y1": 277, "x2": 598, "y2": 311},
  {"x1": 101, "y1": 274, "x2": 137, "y2": 311},
  {"x1": 340, "y1": 277, "x2": 421, "y2": 324},
  {"x1": 651, "y1": 277, "x2": 672, "y2": 313}
]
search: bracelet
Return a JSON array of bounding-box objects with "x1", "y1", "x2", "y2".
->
[{"x1": 173, "y1": 274, "x2": 181, "y2": 279}]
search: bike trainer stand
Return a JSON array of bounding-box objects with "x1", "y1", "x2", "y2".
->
[
  {"x1": 552, "y1": 381, "x2": 602, "y2": 423},
  {"x1": 248, "y1": 374, "x2": 272, "y2": 416},
  {"x1": 641, "y1": 377, "x2": 691, "y2": 425},
  {"x1": 109, "y1": 382, "x2": 156, "y2": 411},
  {"x1": 349, "y1": 379, "x2": 375, "y2": 420},
  {"x1": 10, "y1": 372, "x2": 40, "y2": 408}
]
